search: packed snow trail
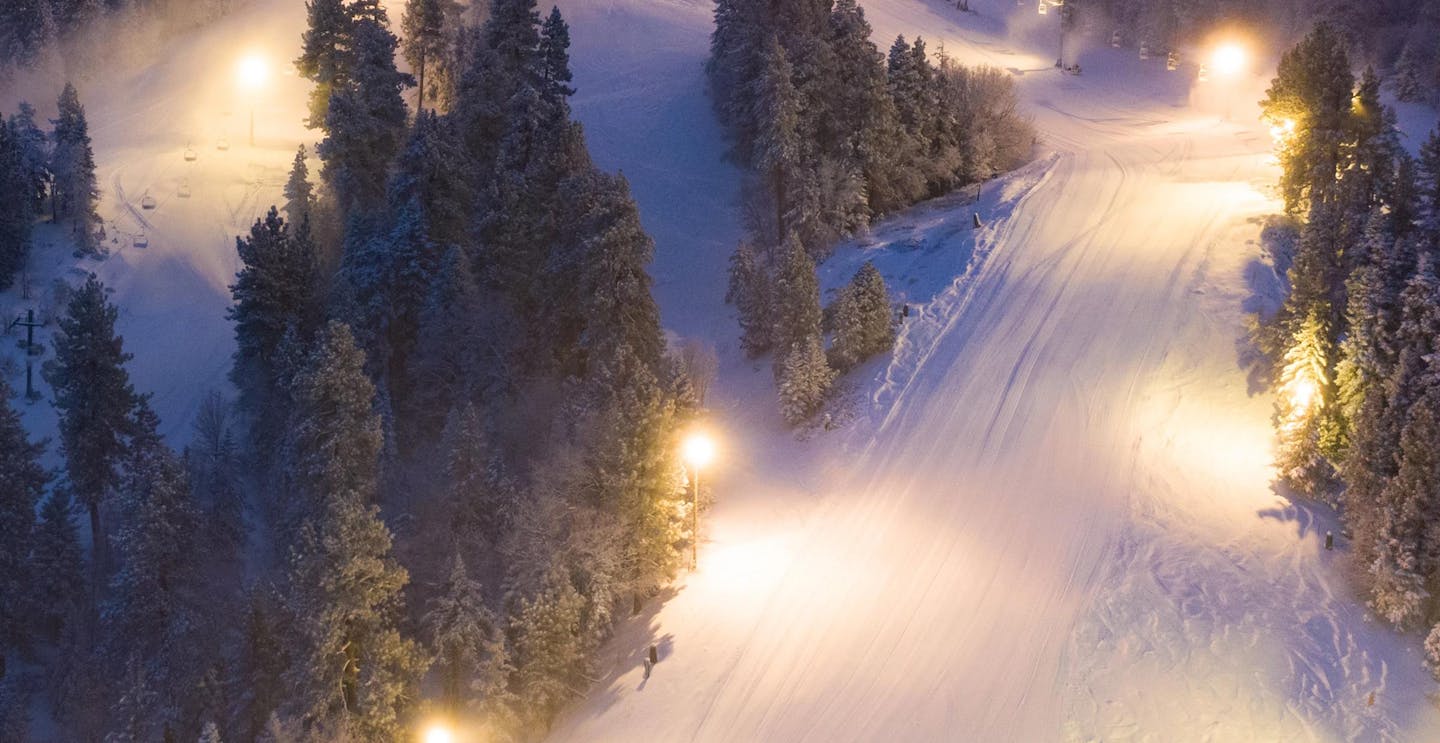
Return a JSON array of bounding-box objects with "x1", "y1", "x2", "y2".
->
[{"x1": 550, "y1": 0, "x2": 1440, "y2": 740}]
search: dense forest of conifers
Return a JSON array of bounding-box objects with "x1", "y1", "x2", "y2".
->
[
  {"x1": 1, "y1": 0, "x2": 710, "y2": 739},
  {"x1": 1255, "y1": 22, "x2": 1440, "y2": 674}
]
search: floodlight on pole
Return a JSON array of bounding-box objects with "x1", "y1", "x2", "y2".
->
[
  {"x1": 682, "y1": 432, "x2": 717, "y2": 569},
  {"x1": 236, "y1": 53, "x2": 270, "y2": 147},
  {"x1": 1210, "y1": 43, "x2": 1246, "y2": 77},
  {"x1": 421, "y1": 722, "x2": 455, "y2": 743}
]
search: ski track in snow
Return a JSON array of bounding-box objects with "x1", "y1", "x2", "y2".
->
[
  {"x1": 550, "y1": 1, "x2": 1440, "y2": 741},
  {"x1": 6, "y1": 0, "x2": 1440, "y2": 739}
]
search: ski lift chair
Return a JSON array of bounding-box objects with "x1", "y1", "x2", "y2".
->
[
  {"x1": 1139, "y1": 42, "x2": 1150, "y2": 60},
  {"x1": 133, "y1": 233, "x2": 149, "y2": 248},
  {"x1": 1111, "y1": 30, "x2": 1121, "y2": 48},
  {"x1": 184, "y1": 145, "x2": 198, "y2": 162},
  {"x1": 178, "y1": 181, "x2": 192, "y2": 198},
  {"x1": 140, "y1": 194, "x2": 157, "y2": 210},
  {"x1": 1197, "y1": 64, "x2": 1209, "y2": 83},
  {"x1": 1166, "y1": 52, "x2": 1179, "y2": 71},
  {"x1": 217, "y1": 137, "x2": 230, "y2": 151}
]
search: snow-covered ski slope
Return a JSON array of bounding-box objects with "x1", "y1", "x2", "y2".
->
[
  {"x1": 5, "y1": 0, "x2": 1440, "y2": 738},
  {"x1": 550, "y1": 0, "x2": 1440, "y2": 741},
  {"x1": 1, "y1": 0, "x2": 312, "y2": 449}
]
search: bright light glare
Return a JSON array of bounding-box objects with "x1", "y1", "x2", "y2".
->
[
  {"x1": 1268, "y1": 117, "x2": 1296, "y2": 144},
  {"x1": 236, "y1": 54, "x2": 270, "y2": 89},
  {"x1": 1211, "y1": 44, "x2": 1246, "y2": 77},
  {"x1": 682, "y1": 432, "x2": 716, "y2": 469},
  {"x1": 1290, "y1": 376, "x2": 1318, "y2": 413},
  {"x1": 422, "y1": 724, "x2": 454, "y2": 743}
]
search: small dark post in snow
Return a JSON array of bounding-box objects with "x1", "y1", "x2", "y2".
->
[
  {"x1": 1325, "y1": 531, "x2": 1333, "y2": 550},
  {"x1": 648, "y1": 645, "x2": 659, "y2": 665},
  {"x1": 973, "y1": 213, "x2": 983, "y2": 229}
]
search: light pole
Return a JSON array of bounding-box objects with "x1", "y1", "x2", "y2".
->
[
  {"x1": 682, "y1": 432, "x2": 716, "y2": 569},
  {"x1": 236, "y1": 53, "x2": 270, "y2": 147},
  {"x1": 1208, "y1": 43, "x2": 1247, "y2": 120}
]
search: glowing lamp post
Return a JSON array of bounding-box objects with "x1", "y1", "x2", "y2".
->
[
  {"x1": 1204, "y1": 43, "x2": 1247, "y2": 120},
  {"x1": 236, "y1": 53, "x2": 270, "y2": 147},
  {"x1": 682, "y1": 432, "x2": 716, "y2": 569},
  {"x1": 421, "y1": 722, "x2": 455, "y2": 743}
]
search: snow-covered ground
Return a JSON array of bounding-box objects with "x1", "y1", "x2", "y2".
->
[
  {"x1": 548, "y1": 1, "x2": 1440, "y2": 741},
  {"x1": 6, "y1": 0, "x2": 1440, "y2": 739}
]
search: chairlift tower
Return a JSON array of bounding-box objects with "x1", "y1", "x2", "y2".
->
[{"x1": 8, "y1": 309, "x2": 43, "y2": 402}]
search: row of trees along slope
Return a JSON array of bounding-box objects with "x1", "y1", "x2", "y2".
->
[
  {"x1": 0, "y1": 0, "x2": 710, "y2": 741},
  {"x1": 711, "y1": 0, "x2": 1034, "y2": 426},
  {"x1": 1256, "y1": 22, "x2": 1440, "y2": 674}
]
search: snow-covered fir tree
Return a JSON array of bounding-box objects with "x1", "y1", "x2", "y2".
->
[
  {"x1": 30, "y1": 490, "x2": 84, "y2": 644},
  {"x1": 0, "y1": 378, "x2": 48, "y2": 656},
  {"x1": 296, "y1": 0, "x2": 353, "y2": 129},
  {"x1": 228, "y1": 207, "x2": 321, "y2": 469},
  {"x1": 44, "y1": 274, "x2": 138, "y2": 575},
  {"x1": 283, "y1": 321, "x2": 426, "y2": 741},
  {"x1": 0, "y1": 116, "x2": 35, "y2": 290},
  {"x1": 319, "y1": 18, "x2": 413, "y2": 214},
  {"x1": 425, "y1": 552, "x2": 513, "y2": 719},
  {"x1": 282, "y1": 144, "x2": 314, "y2": 224},
  {"x1": 828, "y1": 261, "x2": 895, "y2": 372},
  {"x1": 50, "y1": 82, "x2": 99, "y2": 253},
  {"x1": 778, "y1": 334, "x2": 835, "y2": 425},
  {"x1": 401, "y1": 0, "x2": 461, "y2": 113},
  {"x1": 510, "y1": 563, "x2": 587, "y2": 728},
  {"x1": 771, "y1": 232, "x2": 823, "y2": 356},
  {"x1": 726, "y1": 241, "x2": 774, "y2": 356}
]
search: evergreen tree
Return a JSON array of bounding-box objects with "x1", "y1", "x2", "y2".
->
[
  {"x1": 31, "y1": 490, "x2": 84, "y2": 643},
  {"x1": 0, "y1": 118, "x2": 34, "y2": 290},
  {"x1": 319, "y1": 18, "x2": 413, "y2": 214},
  {"x1": 778, "y1": 334, "x2": 834, "y2": 425},
  {"x1": 726, "y1": 241, "x2": 773, "y2": 357},
  {"x1": 50, "y1": 83, "x2": 99, "y2": 253},
  {"x1": 296, "y1": 0, "x2": 353, "y2": 129},
  {"x1": 538, "y1": 6, "x2": 575, "y2": 103},
  {"x1": 750, "y1": 36, "x2": 801, "y2": 245},
  {"x1": 228, "y1": 208, "x2": 321, "y2": 463},
  {"x1": 284, "y1": 322, "x2": 426, "y2": 741},
  {"x1": 186, "y1": 391, "x2": 246, "y2": 580},
  {"x1": 0, "y1": 378, "x2": 48, "y2": 655},
  {"x1": 576, "y1": 173, "x2": 664, "y2": 379},
  {"x1": 424, "y1": 553, "x2": 510, "y2": 714},
  {"x1": 102, "y1": 434, "x2": 207, "y2": 740},
  {"x1": 771, "y1": 233, "x2": 822, "y2": 356},
  {"x1": 441, "y1": 403, "x2": 509, "y2": 543},
  {"x1": 1261, "y1": 22, "x2": 1355, "y2": 217},
  {"x1": 1274, "y1": 308, "x2": 1334, "y2": 495},
  {"x1": 10, "y1": 102, "x2": 52, "y2": 216},
  {"x1": 828, "y1": 261, "x2": 894, "y2": 372},
  {"x1": 401, "y1": 0, "x2": 460, "y2": 113},
  {"x1": 282, "y1": 145, "x2": 313, "y2": 223},
  {"x1": 44, "y1": 274, "x2": 137, "y2": 575},
  {"x1": 231, "y1": 589, "x2": 288, "y2": 743},
  {"x1": 510, "y1": 564, "x2": 586, "y2": 727}
]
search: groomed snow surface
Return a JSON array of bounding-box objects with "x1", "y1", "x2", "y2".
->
[{"x1": 5, "y1": 0, "x2": 1440, "y2": 739}]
